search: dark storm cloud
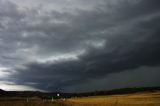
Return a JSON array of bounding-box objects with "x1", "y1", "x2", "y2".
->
[
  {"x1": 81, "y1": 16, "x2": 160, "y2": 77},
  {"x1": 12, "y1": 60, "x2": 87, "y2": 91},
  {"x1": 1, "y1": 0, "x2": 160, "y2": 91}
]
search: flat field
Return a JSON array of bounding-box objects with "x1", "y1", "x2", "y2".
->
[
  {"x1": 65, "y1": 91, "x2": 160, "y2": 106},
  {"x1": 0, "y1": 91, "x2": 160, "y2": 106}
]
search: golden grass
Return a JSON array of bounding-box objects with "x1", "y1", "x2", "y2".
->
[
  {"x1": 0, "y1": 91, "x2": 160, "y2": 106},
  {"x1": 65, "y1": 91, "x2": 160, "y2": 106}
]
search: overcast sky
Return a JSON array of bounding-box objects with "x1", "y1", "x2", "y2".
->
[{"x1": 0, "y1": 0, "x2": 160, "y2": 92}]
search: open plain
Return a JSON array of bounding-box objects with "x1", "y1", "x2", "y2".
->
[{"x1": 0, "y1": 91, "x2": 160, "y2": 106}]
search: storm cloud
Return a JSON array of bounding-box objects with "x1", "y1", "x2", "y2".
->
[{"x1": 0, "y1": 0, "x2": 160, "y2": 92}]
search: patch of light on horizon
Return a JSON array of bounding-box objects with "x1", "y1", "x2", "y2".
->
[{"x1": 0, "y1": 82, "x2": 44, "y2": 91}]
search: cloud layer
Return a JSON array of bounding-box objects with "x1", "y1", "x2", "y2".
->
[{"x1": 0, "y1": 0, "x2": 160, "y2": 92}]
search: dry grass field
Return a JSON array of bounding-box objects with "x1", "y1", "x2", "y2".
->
[
  {"x1": 0, "y1": 91, "x2": 160, "y2": 106},
  {"x1": 65, "y1": 91, "x2": 160, "y2": 106}
]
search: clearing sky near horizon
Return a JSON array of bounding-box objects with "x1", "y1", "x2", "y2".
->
[{"x1": 0, "y1": 0, "x2": 160, "y2": 92}]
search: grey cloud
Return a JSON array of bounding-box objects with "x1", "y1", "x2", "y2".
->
[
  {"x1": 12, "y1": 60, "x2": 87, "y2": 91},
  {"x1": 69, "y1": 66, "x2": 160, "y2": 92},
  {"x1": 0, "y1": 0, "x2": 160, "y2": 91},
  {"x1": 81, "y1": 15, "x2": 160, "y2": 77}
]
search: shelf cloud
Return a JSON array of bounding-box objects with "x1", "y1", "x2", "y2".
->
[{"x1": 0, "y1": 0, "x2": 160, "y2": 92}]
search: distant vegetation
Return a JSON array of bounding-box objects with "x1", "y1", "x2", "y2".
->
[{"x1": 0, "y1": 86, "x2": 160, "y2": 98}]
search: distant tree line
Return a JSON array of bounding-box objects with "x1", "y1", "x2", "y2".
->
[{"x1": 0, "y1": 87, "x2": 160, "y2": 99}]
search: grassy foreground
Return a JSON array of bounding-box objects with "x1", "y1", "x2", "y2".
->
[
  {"x1": 65, "y1": 91, "x2": 160, "y2": 106},
  {"x1": 0, "y1": 91, "x2": 160, "y2": 106}
]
